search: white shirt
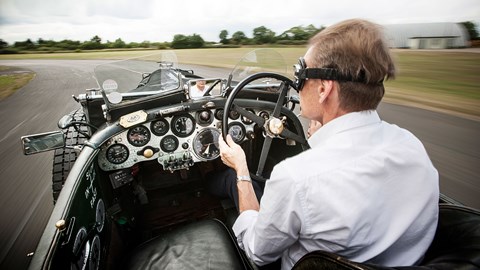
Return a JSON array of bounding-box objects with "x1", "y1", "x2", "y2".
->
[
  {"x1": 190, "y1": 85, "x2": 206, "y2": 98},
  {"x1": 233, "y1": 110, "x2": 439, "y2": 269}
]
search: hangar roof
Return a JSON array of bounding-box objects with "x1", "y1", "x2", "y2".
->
[{"x1": 383, "y1": 22, "x2": 469, "y2": 48}]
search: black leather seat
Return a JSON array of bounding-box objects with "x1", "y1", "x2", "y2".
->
[
  {"x1": 124, "y1": 219, "x2": 249, "y2": 270},
  {"x1": 292, "y1": 204, "x2": 480, "y2": 270}
]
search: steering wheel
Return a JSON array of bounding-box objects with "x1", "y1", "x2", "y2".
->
[{"x1": 222, "y1": 72, "x2": 308, "y2": 181}]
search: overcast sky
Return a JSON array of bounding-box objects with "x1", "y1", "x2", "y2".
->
[{"x1": 0, "y1": 0, "x2": 479, "y2": 44}]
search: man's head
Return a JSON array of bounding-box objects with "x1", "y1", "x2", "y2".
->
[
  {"x1": 196, "y1": 80, "x2": 206, "y2": 91},
  {"x1": 297, "y1": 19, "x2": 395, "y2": 121}
]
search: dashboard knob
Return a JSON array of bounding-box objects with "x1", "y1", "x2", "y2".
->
[
  {"x1": 143, "y1": 149, "x2": 154, "y2": 158},
  {"x1": 55, "y1": 220, "x2": 66, "y2": 231}
]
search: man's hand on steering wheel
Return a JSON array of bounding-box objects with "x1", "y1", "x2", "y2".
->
[{"x1": 218, "y1": 134, "x2": 249, "y2": 176}]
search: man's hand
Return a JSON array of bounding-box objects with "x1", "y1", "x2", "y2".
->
[{"x1": 218, "y1": 134, "x2": 249, "y2": 175}]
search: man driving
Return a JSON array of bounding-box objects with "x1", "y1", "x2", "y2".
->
[{"x1": 217, "y1": 19, "x2": 439, "y2": 269}]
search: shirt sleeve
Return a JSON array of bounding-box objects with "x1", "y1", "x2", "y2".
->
[{"x1": 232, "y1": 163, "x2": 304, "y2": 266}]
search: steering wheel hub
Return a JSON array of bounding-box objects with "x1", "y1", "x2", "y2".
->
[{"x1": 267, "y1": 117, "x2": 284, "y2": 136}]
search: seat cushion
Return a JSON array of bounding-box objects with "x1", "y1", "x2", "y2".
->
[{"x1": 124, "y1": 219, "x2": 248, "y2": 270}]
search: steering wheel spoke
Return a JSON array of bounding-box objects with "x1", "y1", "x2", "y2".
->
[
  {"x1": 232, "y1": 104, "x2": 265, "y2": 127},
  {"x1": 280, "y1": 128, "x2": 308, "y2": 145},
  {"x1": 272, "y1": 82, "x2": 288, "y2": 118},
  {"x1": 256, "y1": 136, "x2": 273, "y2": 177}
]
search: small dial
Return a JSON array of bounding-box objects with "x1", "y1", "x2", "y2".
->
[
  {"x1": 106, "y1": 144, "x2": 129, "y2": 164},
  {"x1": 127, "y1": 125, "x2": 150, "y2": 147},
  {"x1": 259, "y1": 111, "x2": 270, "y2": 120},
  {"x1": 241, "y1": 109, "x2": 255, "y2": 125},
  {"x1": 193, "y1": 128, "x2": 220, "y2": 160},
  {"x1": 171, "y1": 114, "x2": 196, "y2": 137},
  {"x1": 160, "y1": 135, "x2": 179, "y2": 152},
  {"x1": 214, "y1": 109, "x2": 224, "y2": 120},
  {"x1": 151, "y1": 119, "x2": 169, "y2": 136},
  {"x1": 228, "y1": 110, "x2": 240, "y2": 120},
  {"x1": 228, "y1": 122, "x2": 246, "y2": 143}
]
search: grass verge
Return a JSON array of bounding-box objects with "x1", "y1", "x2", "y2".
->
[
  {"x1": 0, "y1": 67, "x2": 35, "y2": 101},
  {"x1": 0, "y1": 48, "x2": 479, "y2": 119}
]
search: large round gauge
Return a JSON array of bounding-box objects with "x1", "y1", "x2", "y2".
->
[
  {"x1": 151, "y1": 118, "x2": 169, "y2": 136},
  {"x1": 160, "y1": 135, "x2": 179, "y2": 152},
  {"x1": 193, "y1": 128, "x2": 220, "y2": 160},
  {"x1": 89, "y1": 235, "x2": 101, "y2": 270},
  {"x1": 106, "y1": 144, "x2": 129, "y2": 164},
  {"x1": 228, "y1": 122, "x2": 246, "y2": 143},
  {"x1": 127, "y1": 125, "x2": 150, "y2": 147},
  {"x1": 72, "y1": 227, "x2": 89, "y2": 270},
  {"x1": 171, "y1": 114, "x2": 196, "y2": 137},
  {"x1": 95, "y1": 199, "x2": 105, "y2": 232}
]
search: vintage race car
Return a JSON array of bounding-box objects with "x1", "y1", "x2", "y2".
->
[{"x1": 21, "y1": 50, "x2": 479, "y2": 270}]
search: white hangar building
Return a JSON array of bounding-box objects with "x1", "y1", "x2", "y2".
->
[{"x1": 383, "y1": 22, "x2": 470, "y2": 49}]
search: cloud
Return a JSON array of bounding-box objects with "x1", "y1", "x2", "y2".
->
[{"x1": 0, "y1": 0, "x2": 479, "y2": 43}]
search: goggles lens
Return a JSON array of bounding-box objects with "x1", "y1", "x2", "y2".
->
[{"x1": 293, "y1": 57, "x2": 307, "y2": 92}]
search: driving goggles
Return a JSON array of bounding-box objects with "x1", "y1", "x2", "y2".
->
[{"x1": 293, "y1": 57, "x2": 366, "y2": 91}]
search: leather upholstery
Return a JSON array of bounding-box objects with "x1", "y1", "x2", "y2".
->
[
  {"x1": 292, "y1": 204, "x2": 480, "y2": 270},
  {"x1": 124, "y1": 219, "x2": 248, "y2": 270}
]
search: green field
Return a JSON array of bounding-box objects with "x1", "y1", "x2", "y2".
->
[{"x1": 1, "y1": 48, "x2": 479, "y2": 118}]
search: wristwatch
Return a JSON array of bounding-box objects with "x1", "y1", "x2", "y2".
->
[{"x1": 236, "y1": 175, "x2": 252, "y2": 183}]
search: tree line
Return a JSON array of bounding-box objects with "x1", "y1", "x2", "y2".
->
[
  {"x1": 1, "y1": 22, "x2": 478, "y2": 54},
  {"x1": 0, "y1": 24, "x2": 323, "y2": 54}
]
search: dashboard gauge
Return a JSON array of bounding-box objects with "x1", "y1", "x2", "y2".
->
[
  {"x1": 89, "y1": 235, "x2": 101, "y2": 270},
  {"x1": 259, "y1": 111, "x2": 270, "y2": 120},
  {"x1": 193, "y1": 128, "x2": 220, "y2": 160},
  {"x1": 127, "y1": 125, "x2": 150, "y2": 147},
  {"x1": 160, "y1": 135, "x2": 179, "y2": 152},
  {"x1": 106, "y1": 144, "x2": 129, "y2": 164},
  {"x1": 241, "y1": 109, "x2": 255, "y2": 124},
  {"x1": 228, "y1": 110, "x2": 240, "y2": 120},
  {"x1": 72, "y1": 227, "x2": 89, "y2": 270},
  {"x1": 171, "y1": 114, "x2": 196, "y2": 137},
  {"x1": 95, "y1": 199, "x2": 105, "y2": 232},
  {"x1": 228, "y1": 122, "x2": 246, "y2": 143},
  {"x1": 151, "y1": 118, "x2": 169, "y2": 136},
  {"x1": 214, "y1": 109, "x2": 224, "y2": 120}
]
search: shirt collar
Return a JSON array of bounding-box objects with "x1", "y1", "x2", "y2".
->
[{"x1": 308, "y1": 110, "x2": 381, "y2": 147}]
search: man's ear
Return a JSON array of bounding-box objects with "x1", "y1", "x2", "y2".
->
[{"x1": 317, "y1": 80, "x2": 334, "y2": 103}]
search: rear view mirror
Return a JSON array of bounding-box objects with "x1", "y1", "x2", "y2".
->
[{"x1": 21, "y1": 131, "x2": 65, "y2": 155}]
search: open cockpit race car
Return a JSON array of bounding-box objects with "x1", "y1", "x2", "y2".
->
[{"x1": 21, "y1": 50, "x2": 479, "y2": 270}]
